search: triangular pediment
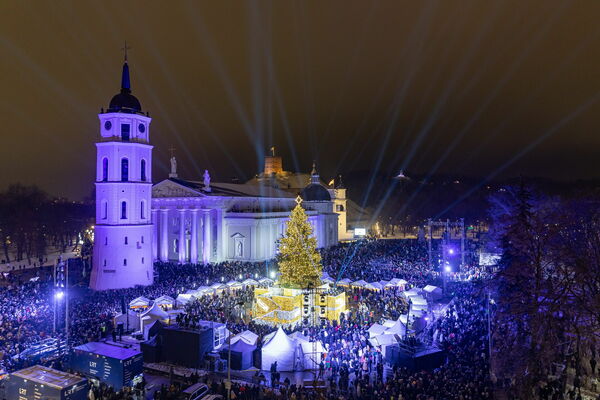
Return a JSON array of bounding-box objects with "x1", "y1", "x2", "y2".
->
[{"x1": 152, "y1": 179, "x2": 204, "y2": 198}]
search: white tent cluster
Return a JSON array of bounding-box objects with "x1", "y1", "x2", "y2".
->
[
  {"x1": 367, "y1": 285, "x2": 442, "y2": 354},
  {"x1": 323, "y1": 272, "x2": 408, "y2": 291},
  {"x1": 115, "y1": 275, "x2": 276, "y2": 338},
  {"x1": 261, "y1": 327, "x2": 325, "y2": 371}
]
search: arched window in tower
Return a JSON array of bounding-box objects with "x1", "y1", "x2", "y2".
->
[
  {"x1": 140, "y1": 201, "x2": 145, "y2": 219},
  {"x1": 141, "y1": 159, "x2": 147, "y2": 181},
  {"x1": 121, "y1": 158, "x2": 129, "y2": 182},
  {"x1": 102, "y1": 158, "x2": 108, "y2": 181},
  {"x1": 121, "y1": 201, "x2": 127, "y2": 219}
]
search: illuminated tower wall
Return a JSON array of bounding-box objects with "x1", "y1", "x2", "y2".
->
[{"x1": 90, "y1": 60, "x2": 154, "y2": 290}]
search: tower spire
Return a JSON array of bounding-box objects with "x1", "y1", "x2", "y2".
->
[{"x1": 120, "y1": 41, "x2": 132, "y2": 93}]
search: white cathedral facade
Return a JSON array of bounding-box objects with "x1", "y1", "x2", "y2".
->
[{"x1": 90, "y1": 60, "x2": 342, "y2": 290}]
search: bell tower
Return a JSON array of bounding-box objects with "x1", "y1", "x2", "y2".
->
[{"x1": 90, "y1": 52, "x2": 154, "y2": 290}]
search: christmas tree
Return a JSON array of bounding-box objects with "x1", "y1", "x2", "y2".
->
[{"x1": 277, "y1": 197, "x2": 322, "y2": 288}]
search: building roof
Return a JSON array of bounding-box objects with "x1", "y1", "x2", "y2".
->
[
  {"x1": 169, "y1": 178, "x2": 296, "y2": 198},
  {"x1": 301, "y1": 183, "x2": 331, "y2": 201},
  {"x1": 73, "y1": 341, "x2": 141, "y2": 360},
  {"x1": 12, "y1": 365, "x2": 86, "y2": 389}
]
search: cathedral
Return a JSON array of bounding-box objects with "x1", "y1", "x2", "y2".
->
[{"x1": 90, "y1": 59, "x2": 344, "y2": 290}]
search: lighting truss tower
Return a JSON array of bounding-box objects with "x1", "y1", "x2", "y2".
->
[{"x1": 426, "y1": 218, "x2": 466, "y2": 271}]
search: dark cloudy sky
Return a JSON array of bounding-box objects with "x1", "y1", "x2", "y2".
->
[{"x1": 0, "y1": 1, "x2": 598, "y2": 200}]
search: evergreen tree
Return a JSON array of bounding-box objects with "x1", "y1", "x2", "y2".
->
[{"x1": 277, "y1": 200, "x2": 322, "y2": 288}]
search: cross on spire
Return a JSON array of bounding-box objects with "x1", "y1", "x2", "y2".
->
[{"x1": 121, "y1": 40, "x2": 131, "y2": 62}]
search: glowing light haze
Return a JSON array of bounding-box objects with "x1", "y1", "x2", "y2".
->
[{"x1": 0, "y1": 1, "x2": 598, "y2": 200}]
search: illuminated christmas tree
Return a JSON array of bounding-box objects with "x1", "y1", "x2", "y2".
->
[{"x1": 277, "y1": 197, "x2": 322, "y2": 288}]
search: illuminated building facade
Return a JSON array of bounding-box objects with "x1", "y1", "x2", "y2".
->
[{"x1": 91, "y1": 60, "x2": 338, "y2": 289}]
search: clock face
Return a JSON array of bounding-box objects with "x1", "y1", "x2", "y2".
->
[
  {"x1": 104, "y1": 121, "x2": 112, "y2": 131},
  {"x1": 138, "y1": 123, "x2": 145, "y2": 133}
]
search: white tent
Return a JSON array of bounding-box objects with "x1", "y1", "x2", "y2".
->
[
  {"x1": 369, "y1": 333, "x2": 400, "y2": 356},
  {"x1": 226, "y1": 280, "x2": 239, "y2": 286},
  {"x1": 410, "y1": 296, "x2": 428, "y2": 306},
  {"x1": 299, "y1": 340, "x2": 325, "y2": 370},
  {"x1": 378, "y1": 280, "x2": 389, "y2": 288},
  {"x1": 154, "y1": 295, "x2": 175, "y2": 309},
  {"x1": 231, "y1": 330, "x2": 259, "y2": 346},
  {"x1": 385, "y1": 318, "x2": 406, "y2": 337},
  {"x1": 129, "y1": 296, "x2": 151, "y2": 310},
  {"x1": 382, "y1": 319, "x2": 396, "y2": 328},
  {"x1": 365, "y1": 282, "x2": 383, "y2": 291},
  {"x1": 338, "y1": 278, "x2": 351, "y2": 286},
  {"x1": 261, "y1": 327, "x2": 297, "y2": 371},
  {"x1": 258, "y1": 277, "x2": 274, "y2": 286},
  {"x1": 422, "y1": 285, "x2": 443, "y2": 301},
  {"x1": 322, "y1": 276, "x2": 335, "y2": 284},
  {"x1": 412, "y1": 304, "x2": 429, "y2": 312},
  {"x1": 387, "y1": 278, "x2": 408, "y2": 288},
  {"x1": 369, "y1": 333, "x2": 399, "y2": 348},
  {"x1": 403, "y1": 289, "x2": 420, "y2": 298},
  {"x1": 351, "y1": 279, "x2": 368, "y2": 288},
  {"x1": 113, "y1": 310, "x2": 140, "y2": 331},
  {"x1": 242, "y1": 278, "x2": 259, "y2": 287},
  {"x1": 367, "y1": 323, "x2": 387, "y2": 338},
  {"x1": 140, "y1": 302, "x2": 169, "y2": 337},
  {"x1": 176, "y1": 293, "x2": 195, "y2": 306}
]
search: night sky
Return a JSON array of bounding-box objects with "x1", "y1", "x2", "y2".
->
[{"x1": 1, "y1": 1, "x2": 598, "y2": 200}]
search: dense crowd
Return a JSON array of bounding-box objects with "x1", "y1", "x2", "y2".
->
[{"x1": 0, "y1": 239, "x2": 496, "y2": 400}]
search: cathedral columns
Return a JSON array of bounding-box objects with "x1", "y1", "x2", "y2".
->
[
  {"x1": 159, "y1": 209, "x2": 169, "y2": 262},
  {"x1": 202, "y1": 209, "x2": 212, "y2": 264},
  {"x1": 151, "y1": 209, "x2": 158, "y2": 260},
  {"x1": 190, "y1": 209, "x2": 199, "y2": 264},
  {"x1": 178, "y1": 209, "x2": 186, "y2": 264},
  {"x1": 216, "y1": 208, "x2": 224, "y2": 262}
]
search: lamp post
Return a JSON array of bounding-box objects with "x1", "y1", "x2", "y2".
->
[{"x1": 222, "y1": 301, "x2": 244, "y2": 400}]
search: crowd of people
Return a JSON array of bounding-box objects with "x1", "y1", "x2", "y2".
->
[{"x1": 0, "y1": 239, "x2": 498, "y2": 400}]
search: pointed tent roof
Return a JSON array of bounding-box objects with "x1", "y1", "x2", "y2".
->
[
  {"x1": 338, "y1": 278, "x2": 351, "y2": 286},
  {"x1": 367, "y1": 323, "x2": 387, "y2": 338},
  {"x1": 176, "y1": 293, "x2": 194, "y2": 305},
  {"x1": 141, "y1": 302, "x2": 169, "y2": 320},
  {"x1": 129, "y1": 296, "x2": 151, "y2": 308},
  {"x1": 154, "y1": 295, "x2": 175, "y2": 306},
  {"x1": 231, "y1": 330, "x2": 259, "y2": 346},
  {"x1": 386, "y1": 317, "x2": 406, "y2": 336},
  {"x1": 263, "y1": 327, "x2": 293, "y2": 348}
]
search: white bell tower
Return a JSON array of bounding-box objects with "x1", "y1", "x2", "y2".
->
[{"x1": 90, "y1": 52, "x2": 154, "y2": 290}]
